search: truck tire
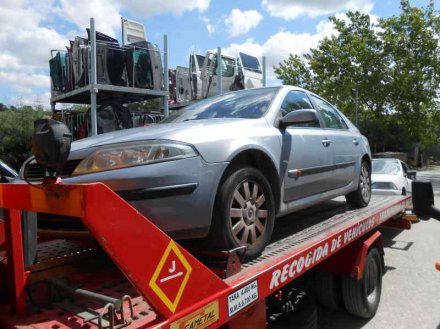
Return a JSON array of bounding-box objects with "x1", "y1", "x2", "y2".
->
[
  {"x1": 346, "y1": 160, "x2": 371, "y2": 208},
  {"x1": 341, "y1": 248, "x2": 382, "y2": 318},
  {"x1": 210, "y1": 167, "x2": 275, "y2": 259},
  {"x1": 314, "y1": 270, "x2": 342, "y2": 311},
  {"x1": 268, "y1": 290, "x2": 318, "y2": 329}
]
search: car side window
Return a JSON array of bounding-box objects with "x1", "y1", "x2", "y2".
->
[
  {"x1": 214, "y1": 57, "x2": 235, "y2": 77},
  {"x1": 281, "y1": 91, "x2": 313, "y2": 116},
  {"x1": 400, "y1": 161, "x2": 408, "y2": 175},
  {"x1": 280, "y1": 91, "x2": 318, "y2": 128},
  {"x1": 311, "y1": 95, "x2": 348, "y2": 129}
]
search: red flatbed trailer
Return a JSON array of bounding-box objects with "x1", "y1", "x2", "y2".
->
[{"x1": 0, "y1": 183, "x2": 414, "y2": 328}]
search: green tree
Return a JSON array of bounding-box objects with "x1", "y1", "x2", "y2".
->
[
  {"x1": 0, "y1": 106, "x2": 50, "y2": 169},
  {"x1": 380, "y1": 0, "x2": 440, "y2": 147},
  {"x1": 274, "y1": 1, "x2": 440, "y2": 153}
]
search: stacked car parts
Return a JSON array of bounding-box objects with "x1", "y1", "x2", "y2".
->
[{"x1": 49, "y1": 30, "x2": 163, "y2": 92}]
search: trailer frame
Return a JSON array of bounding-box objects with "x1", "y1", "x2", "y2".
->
[{"x1": 0, "y1": 182, "x2": 413, "y2": 328}]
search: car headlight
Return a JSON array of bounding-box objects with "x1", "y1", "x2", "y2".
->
[{"x1": 72, "y1": 141, "x2": 198, "y2": 176}]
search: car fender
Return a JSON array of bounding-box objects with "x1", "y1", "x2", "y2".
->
[{"x1": 224, "y1": 141, "x2": 279, "y2": 166}]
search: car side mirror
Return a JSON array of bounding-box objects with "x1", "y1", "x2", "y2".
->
[
  {"x1": 280, "y1": 109, "x2": 319, "y2": 128},
  {"x1": 407, "y1": 169, "x2": 417, "y2": 180},
  {"x1": 412, "y1": 181, "x2": 440, "y2": 220}
]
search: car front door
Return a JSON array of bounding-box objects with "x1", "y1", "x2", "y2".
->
[
  {"x1": 310, "y1": 95, "x2": 359, "y2": 190},
  {"x1": 280, "y1": 91, "x2": 334, "y2": 203},
  {"x1": 202, "y1": 53, "x2": 237, "y2": 98}
]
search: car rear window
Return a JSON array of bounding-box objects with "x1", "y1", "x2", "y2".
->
[{"x1": 161, "y1": 87, "x2": 280, "y2": 122}]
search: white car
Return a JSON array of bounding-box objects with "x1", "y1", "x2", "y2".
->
[{"x1": 371, "y1": 158, "x2": 416, "y2": 195}]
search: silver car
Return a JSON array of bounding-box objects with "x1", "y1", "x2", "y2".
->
[
  {"x1": 1, "y1": 160, "x2": 18, "y2": 183},
  {"x1": 22, "y1": 86, "x2": 372, "y2": 257}
]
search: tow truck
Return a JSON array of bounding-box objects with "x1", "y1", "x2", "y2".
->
[{"x1": 0, "y1": 121, "x2": 423, "y2": 328}]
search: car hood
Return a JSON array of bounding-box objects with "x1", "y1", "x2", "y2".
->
[{"x1": 71, "y1": 118, "x2": 267, "y2": 152}]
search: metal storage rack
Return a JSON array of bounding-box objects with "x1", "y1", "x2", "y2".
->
[{"x1": 50, "y1": 18, "x2": 169, "y2": 136}]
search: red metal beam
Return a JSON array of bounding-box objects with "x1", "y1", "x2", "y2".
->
[
  {"x1": 0, "y1": 183, "x2": 228, "y2": 320},
  {"x1": 319, "y1": 230, "x2": 383, "y2": 279},
  {"x1": 3, "y1": 209, "x2": 28, "y2": 316},
  {"x1": 352, "y1": 230, "x2": 383, "y2": 279},
  {"x1": 0, "y1": 184, "x2": 84, "y2": 217},
  {"x1": 224, "y1": 196, "x2": 410, "y2": 297},
  {"x1": 228, "y1": 299, "x2": 266, "y2": 329},
  {"x1": 80, "y1": 184, "x2": 229, "y2": 319}
]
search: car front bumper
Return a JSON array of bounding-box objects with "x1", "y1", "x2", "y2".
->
[{"x1": 56, "y1": 156, "x2": 229, "y2": 239}]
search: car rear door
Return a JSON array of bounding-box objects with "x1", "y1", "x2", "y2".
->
[
  {"x1": 310, "y1": 95, "x2": 359, "y2": 190},
  {"x1": 280, "y1": 91, "x2": 334, "y2": 203}
]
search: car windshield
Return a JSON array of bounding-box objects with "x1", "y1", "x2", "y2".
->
[
  {"x1": 161, "y1": 87, "x2": 280, "y2": 123},
  {"x1": 372, "y1": 159, "x2": 401, "y2": 175},
  {"x1": 0, "y1": 161, "x2": 18, "y2": 177}
]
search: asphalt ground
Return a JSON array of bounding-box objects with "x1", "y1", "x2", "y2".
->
[{"x1": 319, "y1": 167, "x2": 440, "y2": 329}]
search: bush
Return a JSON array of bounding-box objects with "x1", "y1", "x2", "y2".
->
[{"x1": 0, "y1": 105, "x2": 50, "y2": 170}]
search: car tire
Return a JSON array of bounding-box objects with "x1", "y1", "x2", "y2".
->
[
  {"x1": 210, "y1": 167, "x2": 275, "y2": 259},
  {"x1": 341, "y1": 248, "x2": 383, "y2": 318},
  {"x1": 346, "y1": 160, "x2": 371, "y2": 208}
]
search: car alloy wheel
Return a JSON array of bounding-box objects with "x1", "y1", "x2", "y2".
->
[
  {"x1": 209, "y1": 167, "x2": 275, "y2": 259},
  {"x1": 229, "y1": 180, "x2": 268, "y2": 247},
  {"x1": 360, "y1": 163, "x2": 371, "y2": 203},
  {"x1": 346, "y1": 160, "x2": 371, "y2": 208}
]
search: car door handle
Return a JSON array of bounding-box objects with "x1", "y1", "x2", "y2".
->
[
  {"x1": 322, "y1": 138, "x2": 332, "y2": 147},
  {"x1": 353, "y1": 138, "x2": 359, "y2": 146}
]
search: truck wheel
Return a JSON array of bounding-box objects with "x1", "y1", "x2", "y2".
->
[
  {"x1": 346, "y1": 160, "x2": 371, "y2": 208},
  {"x1": 210, "y1": 167, "x2": 275, "y2": 259},
  {"x1": 314, "y1": 270, "x2": 342, "y2": 311},
  {"x1": 268, "y1": 290, "x2": 318, "y2": 329},
  {"x1": 341, "y1": 248, "x2": 383, "y2": 318}
]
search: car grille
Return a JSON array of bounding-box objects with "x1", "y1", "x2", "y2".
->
[
  {"x1": 24, "y1": 159, "x2": 82, "y2": 181},
  {"x1": 372, "y1": 182, "x2": 395, "y2": 190}
]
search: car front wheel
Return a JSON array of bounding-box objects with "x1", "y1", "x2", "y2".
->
[{"x1": 210, "y1": 167, "x2": 275, "y2": 259}]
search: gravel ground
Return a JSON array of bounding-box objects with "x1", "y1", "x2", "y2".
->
[{"x1": 319, "y1": 167, "x2": 440, "y2": 329}]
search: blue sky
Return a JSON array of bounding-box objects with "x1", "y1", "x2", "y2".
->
[{"x1": 0, "y1": 0, "x2": 437, "y2": 108}]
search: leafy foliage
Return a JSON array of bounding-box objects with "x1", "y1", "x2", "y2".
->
[
  {"x1": 0, "y1": 104, "x2": 50, "y2": 169},
  {"x1": 274, "y1": 0, "x2": 440, "y2": 152}
]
